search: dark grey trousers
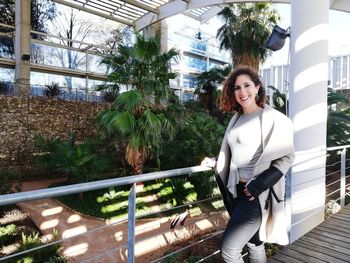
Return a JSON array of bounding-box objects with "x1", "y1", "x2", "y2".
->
[{"x1": 221, "y1": 182, "x2": 267, "y2": 263}]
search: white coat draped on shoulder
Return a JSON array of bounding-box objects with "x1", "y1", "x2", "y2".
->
[{"x1": 215, "y1": 105, "x2": 295, "y2": 245}]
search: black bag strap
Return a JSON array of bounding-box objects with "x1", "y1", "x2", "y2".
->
[{"x1": 264, "y1": 187, "x2": 282, "y2": 210}]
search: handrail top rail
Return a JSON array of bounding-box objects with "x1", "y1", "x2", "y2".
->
[
  {"x1": 326, "y1": 145, "x2": 350, "y2": 151},
  {"x1": 0, "y1": 165, "x2": 212, "y2": 207}
]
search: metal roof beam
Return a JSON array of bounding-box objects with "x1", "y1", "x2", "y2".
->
[
  {"x1": 124, "y1": 0, "x2": 158, "y2": 13},
  {"x1": 331, "y1": 0, "x2": 350, "y2": 13},
  {"x1": 51, "y1": 0, "x2": 134, "y2": 26},
  {"x1": 135, "y1": 0, "x2": 290, "y2": 31},
  {"x1": 199, "y1": 6, "x2": 222, "y2": 23}
]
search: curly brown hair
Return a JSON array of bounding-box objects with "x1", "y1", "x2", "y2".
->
[{"x1": 219, "y1": 67, "x2": 266, "y2": 113}]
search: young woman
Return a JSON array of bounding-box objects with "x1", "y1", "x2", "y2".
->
[{"x1": 202, "y1": 67, "x2": 295, "y2": 263}]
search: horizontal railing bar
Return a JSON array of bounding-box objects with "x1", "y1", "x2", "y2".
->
[
  {"x1": 0, "y1": 165, "x2": 212, "y2": 206},
  {"x1": 326, "y1": 178, "x2": 341, "y2": 188},
  {"x1": 326, "y1": 174, "x2": 350, "y2": 192},
  {"x1": 326, "y1": 161, "x2": 341, "y2": 168},
  {"x1": 333, "y1": 191, "x2": 349, "y2": 203},
  {"x1": 326, "y1": 189, "x2": 340, "y2": 197},
  {"x1": 326, "y1": 170, "x2": 341, "y2": 177},
  {"x1": 195, "y1": 250, "x2": 220, "y2": 263},
  {"x1": 0, "y1": 22, "x2": 14, "y2": 29},
  {"x1": 326, "y1": 145, "x2": 350, "y2": 151},
  {"x1": 80, "y1": 243, "x2": 127, "y2": 263},
  {"x1": 135, "y1": 195, "x2": 222, "y2": 220}
]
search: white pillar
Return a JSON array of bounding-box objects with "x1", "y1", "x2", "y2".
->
[
  {"x1": 142, "y1": 20, "x2": 168, "y2": 53},
  {"x1": 288, "y1": 0, "x2": 329, "y2": 242},
  {"x1": 14, "y1": 0, "x2": 31, "y2": 96}
]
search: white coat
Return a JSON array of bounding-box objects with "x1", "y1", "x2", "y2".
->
[{"x1": 215, "y1": 105, "x2": 295, "y2": 245}]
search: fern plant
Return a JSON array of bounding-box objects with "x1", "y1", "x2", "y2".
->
[
  {"x1": 10, "y1": 230, "x2": 66, "y2": 263},
  {"x1": 34, "y1": 134, "x2": 111, "y2": 183}
]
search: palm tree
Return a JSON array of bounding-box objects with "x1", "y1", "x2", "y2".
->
[
  {"x1": 96, "y1": 33, "x2": 180, "y2": 174},
  {"x1": 327, "y1": 88, "x2": 350, "y2": 146},
  {"x1": 216, "y1": 3, "x2": 279, "y2": 70},
  {"x1": 269, "y1": 85, "x2": 287, "y2": 114},
  {"x1": 195, "y1": 64, "x2": 232, "y2": 123}
]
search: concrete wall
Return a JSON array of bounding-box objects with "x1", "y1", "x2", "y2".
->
[{"x1": 0, "y1": 96, "x2": 108, "y2": 176}]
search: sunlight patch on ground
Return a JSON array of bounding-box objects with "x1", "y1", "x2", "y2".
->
[
  {"x1": 134, "y1": 235, "x2": 168, "y2": 256},
  {"x1": 195, "y1": 219, "x2": 213, "y2": 230},
  {"x1": 67, "y1": 214, "x2": 81, "y2": 223},
  {"x1": 40, "y1": 219, "x2": 59, "y2": 230},
  {"x1": 41, "y1": 206, "x2": 63, "y2": 216},
  {"x1": 63, "y1": 243, "x2": 89, "y2": 257},
  {"x1": 135, "y1": 217, "x2": 169, "y2": 236},
  {"x1": 62, "y1": 225, "x2": 87, "y2": 238},
  {"x1": 114, "y1": 231, "x2": 124, "y2": 242},
  {"x1": 211, "y1": 200, "x2": 224, "y2": 209}
]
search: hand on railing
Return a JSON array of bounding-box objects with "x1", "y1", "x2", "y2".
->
[{"x1": 201, "y1": 157, "x2": 216, "y2": 168}]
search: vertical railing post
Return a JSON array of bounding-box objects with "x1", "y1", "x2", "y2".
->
[
  {"x1": 340, "y1": 148, "x2": 346, "y2": 207},
  {"x1": 127, "y1": 183, "x2": 136, "y2": 263}
]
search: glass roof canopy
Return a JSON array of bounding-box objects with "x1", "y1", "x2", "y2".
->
[
  {"x1": 50, "y1": 0, "x2": 229, "y2": 30},
  {"x1": 51, "y1": 0, "x2": 350, "y2": 31}
]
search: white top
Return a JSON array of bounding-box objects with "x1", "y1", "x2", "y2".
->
[{"x1": 227, "y1": 108, "x2": 263, "y2": 182}]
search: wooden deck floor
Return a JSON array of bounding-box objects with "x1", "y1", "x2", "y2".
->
[{"x1": 268, "y1": 204, "x2": 350, "y2": 263}]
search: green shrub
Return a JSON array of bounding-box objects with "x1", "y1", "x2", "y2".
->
[
  {"x1": 0, "y1": 224, "x2": 19, "y2": 247},
  {"x1": 34, "y1": 134, "x2": 111, "y2": 183},
  {"x1": 10, "y1": 230, "x2": 66, "y2": 263},
  {"x1": 0, "y1": 170, "x2": 22, "y2": 195},
  {"x1": 189, "y1": 171, "x2": 217, "y2": 200},
  {"x1": 160, "y1": 112, "x2": 225, "y2": 170},
  {"x1": 161, "y1": 253, "x2": 182, "y2": 263}
]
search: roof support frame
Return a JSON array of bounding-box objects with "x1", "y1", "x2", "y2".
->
[{"x1": 51, "y1": 0, "x2": 134, "y2": 26}]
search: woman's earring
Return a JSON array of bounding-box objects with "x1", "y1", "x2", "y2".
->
[{"x1": 255, "y1": 93, "x2": 259, "y2": 101}]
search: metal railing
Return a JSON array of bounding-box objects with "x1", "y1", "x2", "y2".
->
[
  {"x1": 0, "y1": 145, "x2": 349, "y2": 262},
  {"x1": 326, "y1": 145, "x2": 350, "y2": 207},
  {"x1": 0, "y1": 165, "x2": 224, "y2": 263}
]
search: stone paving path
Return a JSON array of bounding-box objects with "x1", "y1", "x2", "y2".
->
[{"x1": 17, "y1": 179, "x2": 228, "y2": 262}]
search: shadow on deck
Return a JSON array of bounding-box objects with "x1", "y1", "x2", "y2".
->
[{"x1": 268, "y1": 204, "x2": 350, "y2": 263}]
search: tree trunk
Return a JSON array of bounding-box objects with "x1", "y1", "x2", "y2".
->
[{"x1": 233, "y1": 53, "x2": 260, "y2": 71}]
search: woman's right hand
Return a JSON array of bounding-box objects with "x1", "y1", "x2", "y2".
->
[{"x1": 200, "y1": 157, "x2": 216, "y2": 168}]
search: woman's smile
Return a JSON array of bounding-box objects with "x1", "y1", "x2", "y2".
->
[{"x1": 234, "y1": 74, "x2": 260, "y2": 114}]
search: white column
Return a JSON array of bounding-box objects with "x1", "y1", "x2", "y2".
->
[
  {"x1": 142, "y1": 20, "x2": 168, "y2": 53},
  {"x1": 288, "y1": 0, "x2": 329, "y2": 242},
  {"x1": 14, "y1": 0, "x2": 31, "y2": 96}
]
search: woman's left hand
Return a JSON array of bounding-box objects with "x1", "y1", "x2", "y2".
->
[{"x1": 243, "y1": 187, "x2": 255, "y2": 201}]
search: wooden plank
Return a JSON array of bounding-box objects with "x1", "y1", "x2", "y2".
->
[
  {"x1": 294, "y1": 240, "x2": 350, "y2": 262},
  {"x1": 324, "y1": 218, "x2": 350, "y2": 230},
  {"x1": 299, "y1": 235, "x2": 350, "y2": 256},
  {"x1": 320, "y1": 221, "x2": 350, "y2": 234},
  {"x1": 271, "y1": 250, "x2": 310, "y2": 263},
  {"x1": 311, "y1": 229, "x2": 350, "y2": 244},
  {"x1": 287, "y1": 244, "x2": 330, "y2": 263},
  {"x1": 316, "y1": 225, "x2": 350, "y2": 239},
  {"x1": 330, "y1": 209, "x2": 350, "y2": 218},
  {"x1": 332, "y1": 210, "x2": 350, "y2": 217},
  {"x1": 338, "y1": 206, "x2": 350, "y2": 215},
  {"x1": 277, "y1": 247, "x2": 326, "y2": 263},
  {"x1": 306, "y1": 232, "x2": 350, "y2": 249},
  {"x1": 267, "y1": 258, "x2": 283, "y2": 263},
  {"x1": 270, "y1": 204, "x2": 350, "y2": 262},
  {"x1": 331, "y1": 213, "x2": 350, "y2": 221}
]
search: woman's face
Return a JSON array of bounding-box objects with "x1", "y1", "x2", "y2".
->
[{"x1": 234, "y1": 74, "x2": 260, "y2": 114}]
